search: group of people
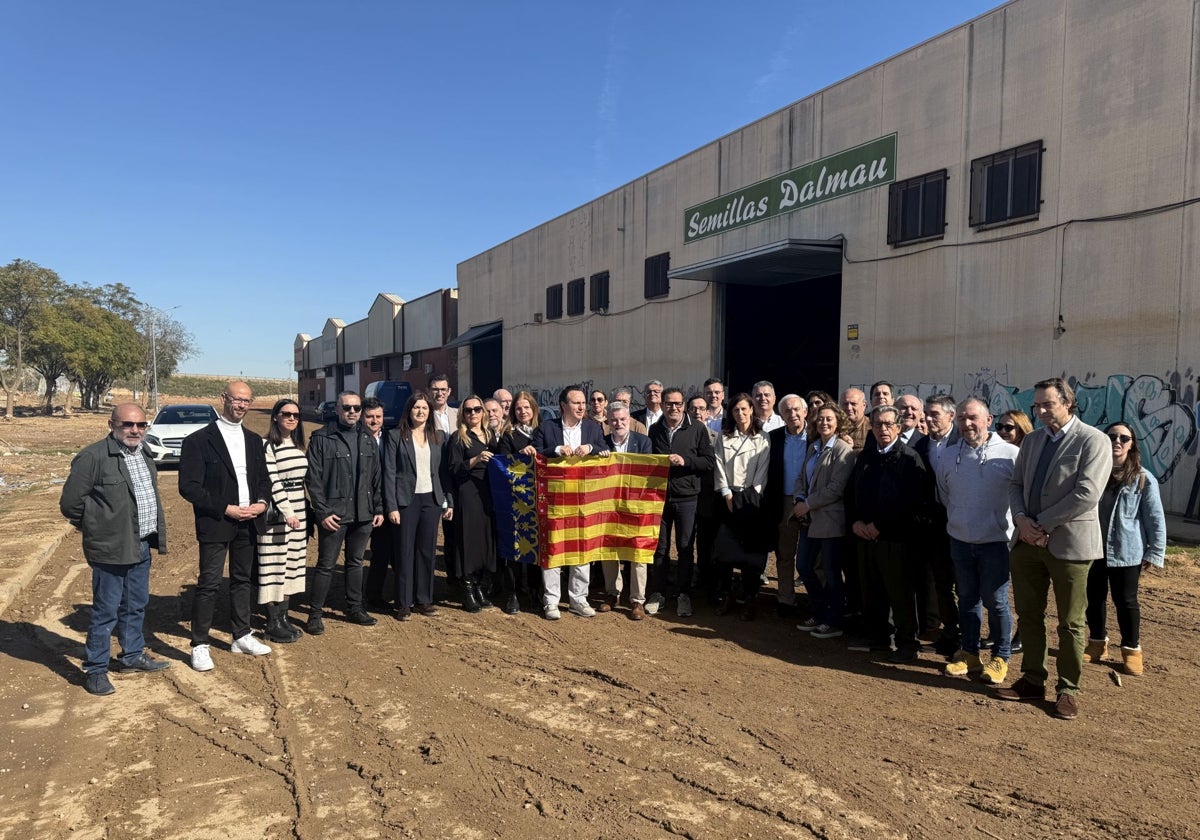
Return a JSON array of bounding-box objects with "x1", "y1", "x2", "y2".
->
[{"x1": 62, "y1": 373, "x2": 1166, "y2": 722}]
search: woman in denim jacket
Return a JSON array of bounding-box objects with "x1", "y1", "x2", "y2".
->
[{"x1": 1084, "y1": 422, "x2": 1166, "y2": 675}]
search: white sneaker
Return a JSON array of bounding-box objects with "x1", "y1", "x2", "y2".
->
[
  {"x1": 568, "y1": 601, "x2": 597, "y2": 618},
  {"x1": 191, "y1": 644, "x2": 214, "y2": 672},
  {"x1": 543, "y1": 606, "x2": 561, "y2": 621},
  {"x1": 644, "y1": 593, "x2": 665, "y2": 616},
  {"x1": 230, "y1": 634, "x2": 272, "y2": 656},
  {"x1": 676, "y1": 593, "x2": 693, "y2": 617}
]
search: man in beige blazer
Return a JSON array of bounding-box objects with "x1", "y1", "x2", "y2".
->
[{"x1": 997, "y1": 378, "x2": 1112, "y2": 720}]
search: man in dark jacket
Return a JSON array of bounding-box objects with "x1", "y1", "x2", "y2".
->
[
  {"x1": 845, "y1": 404, "x2": 929, "y2": 663},
  {"x1": 646, "y1": 387, "x2": 715, "y2": 618},
  {"x1": 60, "y1": 402, "x2": 170, "y2": 696},
  {"x1": 179, "y1": 381, "x2": 274, "y2": 672},
  {"x1": 305, "y1": 391, "x2": 383, "y2": 632},
  {"x1": 765, "y1": 394, "x2": 808, "y2": 616}
]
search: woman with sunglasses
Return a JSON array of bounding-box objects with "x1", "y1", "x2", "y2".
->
[
  {"x1": 1084, "y1": 423, "x2": 1166, "y2": 675},
  {"x1": 257, "y1": 399, "x2": 308, "y2": 643},
  {"x1": 994, "y1": 410, "x2": 1032, "y2": 445},
  {"x1": 448, "y1": 395, "x2": 501, "y2": 612}
]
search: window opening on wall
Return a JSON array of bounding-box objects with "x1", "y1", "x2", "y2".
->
[
  {"x1": 645, "y1": 252, "x2": 670, "y2": 299},
  {"x1": 589, "y1": 271, "x2": 610, "y2": 312},
  {"x1": 969, "y1": 141, "x2": 1043, "y2": 228},
  {"x1": 546, "y1": 284, "x2": 563, "y2": 320},
  {"x1": 567, "y1": 277, "x2": 585, "y2": 316},
  {"x1": 887, "y1": 169, "x2": 947, "y2": 246}
]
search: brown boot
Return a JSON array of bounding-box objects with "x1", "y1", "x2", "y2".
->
[
  {"x1": 1083, "y1": 638, "x2": 1108, "y2": 663},
  {"x1": 1122, "y1": 646, "x2": 1144, "y2": 676}
]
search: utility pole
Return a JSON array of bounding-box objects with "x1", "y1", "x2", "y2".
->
[{"x1": 147, "y1": 304, "x2": 181, "y2": 415}]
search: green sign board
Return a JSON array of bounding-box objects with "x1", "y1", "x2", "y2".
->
[{"x1": 683, "y1": 133, "x2": 897, "y2": 243}]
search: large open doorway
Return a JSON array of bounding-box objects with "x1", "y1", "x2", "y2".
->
[
  {"x1": 670, "y1": 239, "x2": 843, "y2": 400},
  {"x1": 722, "y1": 274, "x2": 841, "y2": 399}
]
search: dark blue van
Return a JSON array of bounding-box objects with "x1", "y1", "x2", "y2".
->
[{"x1": 363, "y1": 380, "x2": 415, "y2": 430}]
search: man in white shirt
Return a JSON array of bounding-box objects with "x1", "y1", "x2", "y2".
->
[
  {"x1": 632, "y1": 380, "x2": 664, "y2": 428},
  {"x1": 429, "y1": 373, "x2": 457, "y2": 435},
  {"x1": 894, "y1": 394, "x2": 925, "y2": 448},
  {"x1": 752, "y1": 380, "x2": 784, "y2": 432},
  {"x1": 704, "y1": 378, "x2": 726, "y2": 433},
  {"x1": 870, "y1": 381, "x2": 895, "y2": 408}
]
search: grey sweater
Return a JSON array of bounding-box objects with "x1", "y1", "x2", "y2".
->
[{"x1": 935, "y1": 434, "x2": 1019, "y2": 544}]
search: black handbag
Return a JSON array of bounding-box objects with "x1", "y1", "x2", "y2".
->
[{"x1": 264, "y1": 500, "x2": 287, "y2": 527}]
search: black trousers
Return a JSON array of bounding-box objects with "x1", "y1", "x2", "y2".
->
[
  {"x1": 395, "y1": 493, "x2": 441, "y2": 609},
  {"x1": 364, "y1": 520, "x2": 397, "y2": 603},
  {"x1": 1086, "y1": 562, "x2": 1142, "y2": 648},
  {"x1": 310, "y1": 519, "x2": 374, "y2": 613},
  {"x1": 858, "y1": 538, "x2": 921, "y2": 648},
  {"x1": 191, "y1": 522, "x2": 255, "y2": 646},
  {"x1": 652, "y1": 496, "x2": 698, "y2": 595}
]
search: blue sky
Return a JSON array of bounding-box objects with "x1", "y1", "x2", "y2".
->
[{"x1": 1, "y1": 1, "x2": 1001, "y2": 378}]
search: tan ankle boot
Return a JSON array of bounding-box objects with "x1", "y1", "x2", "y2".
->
[
  {"x1": 1083, "y1": 638, "x2": 1108, "y2": 663},
  {"x1": 1122, "y1": 646, "x2": 1144, "y2": 676}
]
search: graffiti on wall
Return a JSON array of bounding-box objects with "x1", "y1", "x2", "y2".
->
[{"x1": 962, "y1": 368, "x2": 1197, "y2": 483}]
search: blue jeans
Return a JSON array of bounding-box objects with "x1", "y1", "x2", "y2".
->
[
  {"x1": 85, "y1": 541, "x2": 152, "y2": 674},
  {"x1": 950, "y1": 538, "x2": 1012, "y2": 659},
  {"x1": 797, "y1": 533, "x2": 844, "y2": 627}
]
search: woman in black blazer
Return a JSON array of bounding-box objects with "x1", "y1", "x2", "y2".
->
[{"x1": 382, "y1": 391, "x2": 453, "y2": 620}]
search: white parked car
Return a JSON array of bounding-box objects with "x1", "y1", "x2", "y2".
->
[{"x1": 143, "y1": 404, "x2": 218, "y2": 465}]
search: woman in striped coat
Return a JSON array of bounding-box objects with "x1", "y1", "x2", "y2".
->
[{"x1": 258, "y1": 399, "x2": 309, "y2": 643}]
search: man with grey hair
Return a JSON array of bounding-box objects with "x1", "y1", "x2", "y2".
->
[
  {"x1": 894, "y1": 393, "x2": 925, "y2": 448},
  {"x1": 915, "y1": 393, "x2": 960, "y2": 656},
  {"x1": 61, "y1": 402, "x2": 171, "y2": 695},
  {"x1": 936, "y1": 397, "x2": 1019, "y2": 685},
  {"x1": 612, "y1": 386, "x2": 648, "y2": 435},
  {"x1": 598, "y1": 400, "x2": 653, "y2": 619},
  {"x1": 752, "y1": 380, "x2": 784, "y2": 432},
  {"x1": 632, "y1": 379, "x2": 664, "y2": 428},
  {"x1": 840, "y1": 387, "x2": 870, "y2": 452},
  {"x1": 766, "y1": 394, "x2": 808, "y2": 614},
  {"x1": 845, "y1": 404, "x2": 929, "y2": 662},
  {"x1": 493, "y1": 388, "x2": 513, "y2": 416}
]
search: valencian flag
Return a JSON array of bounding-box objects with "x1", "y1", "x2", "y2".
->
[{"x1": 487, "y1": 452, "x2": 670, "y2": 569}]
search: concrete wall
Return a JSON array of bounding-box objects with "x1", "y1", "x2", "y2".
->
[
  {"x1": 456, "y1": 0, "x2": 1200, "y2": 510},
  {"x1": 343, "y1": 318, "x2": 368, "y2": 365},
  {"x1": 368, "y1": 294, "x2": 402, "y2": 358}
]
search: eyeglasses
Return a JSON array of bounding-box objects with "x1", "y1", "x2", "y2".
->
[
  {"x1": 873, "y1": 421, "x2": 897, "y2": 429},
  {"x1": 463, "y1": 406, "x2": 484, "y2": 414},
  {"x1": 277, "y1": 411, "x2": 300, "y2": 419},
  {"x1": 340, "y1": 404, "x2": 362, "y2": 412},
  {"x1": 1108, "y1": 433, "x2": 1133, "y2": 444},
  {"x1": 430, "y1": 386, "x2": 450, "y2": 393},
  {"x1": 664, "y1": 401, "x2": 684, "y2": 408},
  {"x1": 995, "y1": 423, "x2": 1017, "y2": 433},
  {"x1": 590, "y1": 397, "x2": 607, "y2": 403},
  {"x1": 117, "y1": 421, "x2": 149, "y2": 430},
  {"x1": 224, "y1": 395, "x2": 251, "y2": 405}
]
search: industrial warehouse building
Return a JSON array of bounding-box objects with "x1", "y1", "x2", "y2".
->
[{"x1": 452, "y1": 0, "x2": 1200, "y2": 514}]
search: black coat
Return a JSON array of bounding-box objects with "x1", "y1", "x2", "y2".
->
[
  {"x1": 844, "y1": 440, "x2": 928, "y2": 542},
  {"x1": 648, "y1": 415, "x2": 715, "y2": 500},
  {"x1": 179, "y1": 422, "x2": 273, "y2": 542},
  {"x1": 382, "y1": 429, "x2": 452, "y2": 512},
  {"x1": 306, "y1": 423, "x2": 383, "y2": 523}
]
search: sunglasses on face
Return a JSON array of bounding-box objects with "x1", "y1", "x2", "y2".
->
[
  {"x1": 995, "y1": 423, "x2": 1017, "y2": 432},
  {"x1": 277, "y1": 411, "x2": 300, "y2": 419},
  {"x1": 463, "y1": 406, "x2": 484, "y2": 414},
  {"x1": 118, "y1": 421, "x2": 149, "y2": 430},
  {"x1": 341, "y1": 404, "x2": 361, "y2": 412},
  {"x1": 1108, "y1": 433, "x2": 1133, "y2": 444}
]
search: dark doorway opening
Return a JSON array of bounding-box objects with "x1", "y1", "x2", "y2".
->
[
  {"x1": 722, "y1": 273, "x2": 841, "y2": 400},
  {"x1": 470, "y1": 335, "x2": 502, "y2": 398}
]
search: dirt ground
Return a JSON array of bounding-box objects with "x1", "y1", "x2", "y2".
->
[{"x1": 1, "y1": 406, "x2": 1198, "y2": 839}]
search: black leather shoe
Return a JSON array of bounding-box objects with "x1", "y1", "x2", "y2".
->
[
  {"x1": 84, "y1": 672, "x2": 115, "y2": 696},
  {"x1": 306, "y1": 613, "x2": 326, "y2": 635},
  {"x1": 114, "y1": 652, "x2": 171, "y2": 672},
  {"x1": 475, "y1": 582, "x2": 493, "y2": 609},
  {"x1": 461, "y1": 583, "x2": 482, "y2": 613},
  {"x1": 346, "y1": 609, "x2": 378, "y2": 626},
  {"x1": 504, "y1": 594, "x2": 520, "y2": 615},
  {"x1": 265, "y1": 617, "x2": 299, "y2": 644},
  {"x1": 934, "y1": 635, "x2": 961, "y2": 658}
]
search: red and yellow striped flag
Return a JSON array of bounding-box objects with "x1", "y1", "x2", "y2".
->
[{"x1": 535, "y1": 453, "x2": 670, "y2": 569}]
